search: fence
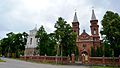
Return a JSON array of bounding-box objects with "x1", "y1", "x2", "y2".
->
[
  {"x1": 88, "y1": 56, "x2": 120, "y2": 66},
  {"x1": 20, "y1": 55, "x2": 69, "y2": 64},
  {"x1": 20, "y1": 55, "x2": 120, "y2": 65}
]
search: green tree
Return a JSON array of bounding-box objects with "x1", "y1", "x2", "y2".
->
[
  {"x1": 21, "y1": 32, "x2": 28, "y2": 55},
  {"x1": 96, "y1": 46, "x2": 103, "y2": 57},
  {"x1": 6, "y1": 32, "x2": 15, "y2": 57},
  {"x1": 0, "y1": 38, "x2": 9, "y2": 57},
  {"x1": 47, "y1": 33, "x2": 57, "y2": 56},
  {"x1": 22, "y1": 32, "x2": 28, "y2": 48},
  {"x1": 36, "y1": 25, "x2": 49, "y2": 55},
  {"x1": 101, "y1": 11, "x2": 120, "y2": 57},
  {"x1": 54, "y1": 17, "x2": 77, "y2": 56},
  {"x1": 0, "y1": 32, "x2": 28, "y2": 58},
  {"x1": 103, "y1": 40, "x2": 112, "y2": 57},
  {"x1": 0, "y1": 40, "x2": 2, "y2": 56},
  {"x1": 91, "y1": 46, "x2": 95, "y2": 57}
]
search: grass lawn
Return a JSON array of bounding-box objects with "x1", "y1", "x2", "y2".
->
[
  {"x1": 0, "y1": 59, "x2": 5, "y2": 62},
  {"x1": 92, "y1": 66, "x2": 120, "y2": 68}
]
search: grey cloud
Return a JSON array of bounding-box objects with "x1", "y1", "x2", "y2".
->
[{"x1": 0, "y1": 0, "x2": 120, "y2": 39}]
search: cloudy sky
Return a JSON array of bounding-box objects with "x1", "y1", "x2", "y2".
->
[{"x1": 0, "y1": 0, "x2": 119, "y2": 39}]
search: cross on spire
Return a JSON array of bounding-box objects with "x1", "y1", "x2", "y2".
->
[
  {"x1": 73, "y1": 10, "x2": 78, "y2": 22},
  {"x1": 91, "y1": 8, "x2": 97, "y2": 20},
  {"x1": 34, "y1": 24, "x2": 37, "y2": 30}
]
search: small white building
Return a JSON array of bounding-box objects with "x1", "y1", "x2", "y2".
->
[{"x1": 24, "y1": 27, "x2": 38, "y2": 56}]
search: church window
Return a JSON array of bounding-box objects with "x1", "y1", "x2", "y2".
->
[
  {"x1": 93, "y1": 28, "x2": 96, "y2": 34},
  {"x1": 73, "y1": 24, "x2": 77, "y2": 26},
  {"x1": 83, "y1": 44, "x2": 86, "y2": 49},
  {"x1": 30, "y1": 38, "x2": 32, "y2": 45},
  {"x1": 93, "y1": 38, "x2": 96, "y2": 41}
]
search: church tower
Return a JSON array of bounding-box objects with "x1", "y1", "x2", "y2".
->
[
  {"x1": 90, "y1": 9, "x2": 100, "y2": 44},
  {"x1": 72, "y1": 11, "x2": 79, "y2": 36},
  {"x1": 24, "y1": 26, "x2": 38, "y2": 56}
]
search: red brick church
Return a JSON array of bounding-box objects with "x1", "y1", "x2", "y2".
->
[{"x1": 72, "y1": 9, "x2": 101, "y2": 61}]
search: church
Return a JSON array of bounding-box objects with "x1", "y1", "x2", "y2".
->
[
  {"x1": 24, "y1": 9, "x2": 101, "y2": 60},
  {"x1": 24, "y1": 27, "x2": 38, "y2": 56},
  {"x1": 72, "y1": 9, "x2": 101, "y2": 60}
]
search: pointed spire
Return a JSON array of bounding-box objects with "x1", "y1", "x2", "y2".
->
[
  {"x1": 73, "y1": 10, "x2": 78, "y2": 22},
  {"x1": 34, "y1": 24, "x2": 37, "y2": 30},
  {"x1": 91, "y1": 9, "x2": 97, "y2": 20}
]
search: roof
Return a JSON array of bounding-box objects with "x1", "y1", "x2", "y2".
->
[
  {"x1": 81, "y1": 30, "x2": 89, "y2": 36},
  {"x1": 78, "y1": 30, "x2": 91, "y2": 40},
  {"x1": 91, "y1": 9, "x2": 97, "y2": 20},
  {"x1": 73, "y1": 12, "x2": 78, "y2": 22}
]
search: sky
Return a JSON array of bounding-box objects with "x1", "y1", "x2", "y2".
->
[{"x1": 0, "y1": 0, "x2": 120, "y2": 39}]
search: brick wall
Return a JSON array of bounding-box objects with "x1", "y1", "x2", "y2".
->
[
  {"x1": 20, "y1": 56, "x2": 69, "y2": 64},
  {"x1": 89, "y1": 56, "x2": 120, "y2": 65}
]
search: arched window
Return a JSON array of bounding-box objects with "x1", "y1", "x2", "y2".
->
[
  {"x1": 83, "y1": 44, "x2": 86, "y2": 49},
  {"x1": 30, "y1": 38, "x2": 32, "y2": 45},
  {"x1": 93, "y1": 28, "x2": 96, "y2": 34}
]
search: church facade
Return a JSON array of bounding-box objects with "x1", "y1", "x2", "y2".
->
[
  {"x1": 24, "y1": 9, "x2": 101, "y2": 61},
  {"x1": 72, "y1": 9, "x2": 101, "y2": 60}
]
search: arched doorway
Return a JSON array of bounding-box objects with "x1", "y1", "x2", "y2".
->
[{"x1": 81, "y1": 51, "x2": 88, "y2": 64}]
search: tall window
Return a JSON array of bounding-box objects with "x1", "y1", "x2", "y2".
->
[
  {"x1": 30, "y1": 38, "x2": 32, "y2": 45},
  {"x1": 83, "y1": 44, "x2": 86, "y2": 49},
  {"x1": 93, "y1": 38, "x2": 96, "y2": 41},
  {"x1": 93, "y1": 28, "x2": 96, "y2": 34}
]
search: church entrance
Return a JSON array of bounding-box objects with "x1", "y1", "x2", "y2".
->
[{"x1": 81, "y1": 51, "x2": 88, "y2": 64}]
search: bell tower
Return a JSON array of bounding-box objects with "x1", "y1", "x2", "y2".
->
[
  {"x1": 90, "y1": 9, "x2": 100, "y2": 41},
  {"x1": 72, "y1": 11, "x2": 79, "y2": 36}
]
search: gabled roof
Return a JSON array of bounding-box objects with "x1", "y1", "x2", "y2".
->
[
  {"x1": 81, "y1": 30, "x2": 89, "y2": 36},
  {"x1": 78, "y1": 30, "x2": 91, "y2": 40}
]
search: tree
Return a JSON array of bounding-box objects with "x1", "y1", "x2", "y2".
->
[
  {"x1": 22, "y1": 32, "x2": 28, "y2": 48},
  {"x1": 101, "y1": 11, "x2": 120, "y2": 57},
  {"x1": 0, "y1": 38, "x2": 9, "y2": 57},
  {"x1": 36, "y1": 25, "x2": 49, "y2": 55},
  {"x1": 0, "y1": 39, "x2": 3, "y2": 56},
  {"x1": 47, "y1": 33, "x2": 57, "y2": 56},
  {"x1": 21, "y1": 32, "x2": 28, "y2": 55},
  {"x1": 96, "y1": 46, "x2": 103, "y2": 57},
  {"x1": 0, "y1": 32, "x2": 28, "y2": 58},
  {"x1": 6, "y1": 32, "x2": 15, "y2": 57},
  {"x1": 54, "y1": 17, "x2": 77, "y2": 56},
  {"x1": 103, "y1": 40, "x2": 112, "y2": 57},
  {"x1": 0, "y1": 40, "x2": 2, "y2": 56},
  {"x1": 91, "y1": 46, "x2": 95, "y2": 57}
]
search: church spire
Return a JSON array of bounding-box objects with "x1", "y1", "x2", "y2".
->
[
  {"x1": 90, "y1": 8, "x2": 99, "y2": 36},
  {"x1": 73, "y1": 11, "x2": 78, "y2": 22},
  {"x1": 91, "y1": 9, "x2": 97, "y2": 20},
  {"x1": 34, "y1": 24, "x2": 37, "y2": 30},
  {"x1": 72, "y1": 10, "x2": 79, "y2": 36}
]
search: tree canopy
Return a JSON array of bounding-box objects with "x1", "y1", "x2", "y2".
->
[
  {"x1": 101, "y1": 11, "x2": 120, "y2": 57},
  {"x1": 0, "y1": 32, "x2": 28, "y2": 58},
  {"x1": 54, "y1": 17, "x2": 77, "y2": 56},
  {"x1": 36, "y1": 17, "x2": 77, "y2": 56},
  {"x1": 35, "y1": 25, "x2": 49, "y2": 55},
  {"x1": 0, "y1": 17, "x2": 77, "y2": 57}
]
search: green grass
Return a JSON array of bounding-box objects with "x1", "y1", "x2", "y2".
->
[{"x1": 0, "y1": 59, "x2": 5, "y2": 62}]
